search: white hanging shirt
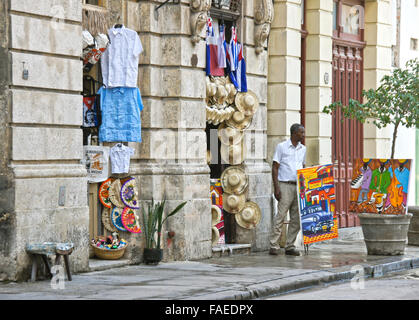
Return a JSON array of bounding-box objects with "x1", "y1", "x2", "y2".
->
[
  {"x1": 101, "y1": 25, "x2": 143, "y2": 88},
  {"x1": 273, "y1": 139, "x2": 306, "y2": 182},
  {"x1": 110, "y1": 143, "x2": 135, "y2": 174}
]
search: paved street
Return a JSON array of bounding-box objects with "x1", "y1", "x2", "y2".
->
[{"x1": 266, "y1": 268, "x2": 419, "y2": 300}]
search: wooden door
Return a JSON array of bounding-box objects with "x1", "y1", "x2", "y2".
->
[{"x1": 332, "y1": 0, "x2": 365, "y2": 228}]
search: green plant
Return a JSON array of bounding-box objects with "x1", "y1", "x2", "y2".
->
[
  {"x1": 142, "y1": 199, "x2": 187, "y2": 249},
  {"x1": 323, "y1": 59, "x2": 419, "y2": 159}
]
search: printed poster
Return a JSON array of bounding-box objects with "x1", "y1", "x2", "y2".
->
[
  {"x1": 297, "y1": 164, "x2": 338, "y2": 245},
  {"x1": 210, "y1": 179, "x2": 225, "y2": 244},
  {"x1": 83, "y1": 146, "x2": 110, "y2": 183},
  {"x1": 350, "y1": 159, "x2": 411, "y2": 215}
]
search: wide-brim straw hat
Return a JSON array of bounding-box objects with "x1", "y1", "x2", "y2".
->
[
  {"x1": 109, "y1": 178, "x2": 125, "y2": 208},
  {"x1": 102, "y1": 207, "x2": 117, "y2": 232},
  {"x1": 226, "y1": 110, "x2": 253, "y2": 131},
  {"x1": 111, "y1": 206, "x2": 127, "y2": 232},
  {"x1": 218, "y1": 122, "x2": 244, "y2": 145},
  {"x1": 223, "y1": 193, "x2": 246, "y2": 214},
  {"x1": 235, "y1": 90, "x2": 259, "y2": 117},
  {"x1": 221, "y1": 165, "x2": 248, "y2": 195},
  {"x1": 212, "y1": 226, "x2": 220, "y2": 246},
  {"x1": 120, "y1": 177, "x2": 140, "y2": 209},
  {"x1": 220, "y1": 141, "x2": 246, "y2": 165},
  {"x1": 215, "y1": 85, "x2": 228, "y2": 105},
  {"x1": 226, "y1": 83, "x2": 237, "y2": 105},
  {"x1": 99, "y1": 178, "x2": 113, "y2": 208},
  {"x1": 211, "y1": 205, "x2": 222, "y2": 226},
  {"x1": 235, "y1": 201, "x2": 261, "y2": 229}
]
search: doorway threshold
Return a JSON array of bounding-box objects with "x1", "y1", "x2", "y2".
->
[
  {"x1": 88, "y1": 258, "x2": 131, "y2": 272},
  {"x1": 212, "y1": 244, "x2": 251, "y2": 257}
]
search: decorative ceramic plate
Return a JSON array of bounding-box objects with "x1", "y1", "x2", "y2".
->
[
  {"x1": 99, "y1": 178, "x2": 113, "y2": 208},
  {"x1": 121, "y1": 207, "x2": 142, "y2": 234},
  {"x1": 120, "y1": 178, "x2": 140, "y2": 209},
  {"x1": 111, "y1": 206, "x2": 127, "y2": 231},
  {"x1": 102, "y1": 207, "x2": 117, "y2": 232}
]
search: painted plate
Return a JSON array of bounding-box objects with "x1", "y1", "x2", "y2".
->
[
  {"x1": 121, "y1": 207, "x2": 142, "y2": 234},
  {"x1": 99, "y1": 178, "x2": 113, "y2": 208},
  {"x1": 111, "y1": 206, "x2": 127, "y2": 232},
  {"x1": 120, "y1": 178, "x2": 140, "y2": 209}
]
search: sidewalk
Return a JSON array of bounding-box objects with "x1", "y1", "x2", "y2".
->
[{"x1": 1, "y1": 231, "x2": 419, "y2": 300}]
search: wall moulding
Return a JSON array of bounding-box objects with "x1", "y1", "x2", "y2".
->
[
  {"x1": 254, "y1": 0, "x2": 273, "y2": 54},
  {"x1": 190, "y1": 0, "x2": 211, "y2": 44}
]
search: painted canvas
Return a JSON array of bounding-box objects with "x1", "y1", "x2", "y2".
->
[
  {"x1": 297, "y1": 164, "x2": 338, "y2": 245},
  {"x1": 210, "y1": 179, "x2": 225, "y2": 244},
  {"x1": 350, "y1": 159, "x2": 411, "y2": 215}
]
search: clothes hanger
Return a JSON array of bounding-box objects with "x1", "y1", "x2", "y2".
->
[{"x1": 114, "y1": 24, "x2": 123, "y2": 28}]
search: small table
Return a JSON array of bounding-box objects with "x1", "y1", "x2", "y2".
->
[{"x1": 25, "y1": 242, "x2": 74, "y2": 282}]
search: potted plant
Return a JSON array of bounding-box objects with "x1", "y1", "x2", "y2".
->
[
  {"x1": 141, "y1": 199, "x2": 187, "y2": 264},
  {"x1": 323, "y1": 59, "x2": 418, "y2": 255}
]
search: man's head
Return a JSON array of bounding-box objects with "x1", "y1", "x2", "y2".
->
[{"x1": 290, "y1": 123, "x2": 305, "y2": 143}]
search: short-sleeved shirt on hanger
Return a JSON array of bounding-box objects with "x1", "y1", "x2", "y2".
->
[
  {"x1": 110, "y1": 143, "x2": 135, "y2": 174},
  {"x1": 101, "y1": 25, "x2": 143, "y2": 88}
]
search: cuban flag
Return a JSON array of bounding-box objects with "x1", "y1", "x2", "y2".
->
[
  {"x1": 226, "y1": 26, "x2": 247, "y2": 92},
  {"x1": 206, "y1": 18, "x2": 225, "y2": 77},
  {"x1": 217, "y1": 23, "x2": 227, "y2": 69}
]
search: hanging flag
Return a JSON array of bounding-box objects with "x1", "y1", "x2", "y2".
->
[
  {"x1": 206, "y1": 17, "x2": 225, "y2": 77},
  {"x1": 217, "y1": 23, "x2": 227, "y2": 69},
  {"x1": 226, "y1": 27, "x2": 247, "y2": 93}
]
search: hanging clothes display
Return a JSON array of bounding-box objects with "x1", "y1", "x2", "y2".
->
[
  {"x1": 110, "y1": 143, "x2": 135, "y2": 174},
  {"x1": 98, "y1": 86, "x2": 143, "y2": 143},
  {"x1": 226, "y1": 26, "x2": 247, "y2": 93},
  {"x1": 205, "y1": 18, "x2": 225, "y2": 77},
  {"x1": 100, "y1": 25, "x2": 143, "y2": 88}
]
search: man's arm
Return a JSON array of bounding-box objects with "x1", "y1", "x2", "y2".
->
[{"x1": 272, "y1": 161, "x2": 281, "y2": 201}]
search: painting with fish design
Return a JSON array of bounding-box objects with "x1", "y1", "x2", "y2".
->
[{"x1": 350, "y1": 159, "x2": 411, "y2": 215}]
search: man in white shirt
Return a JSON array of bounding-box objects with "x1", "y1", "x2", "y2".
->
[{"x1": 269, "y1": 124, "x2": 306, "y2": 256}]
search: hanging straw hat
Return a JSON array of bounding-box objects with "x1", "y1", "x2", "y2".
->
[
  {"x1": 120, "y1": 177, "x2": 140, "y2": 209},
  {"x1": 98, "y1": 178, "x2": 113, "y2": 208},
  {"x1": 235, "y1": 201, "x2": 261, "y2": 229},
  {"x1": 220, "y1": 141, "x2": 246, "y2": 165},
  {"x1": 235, "y1": 90, "x2": 259, "y2": 117},
  {"x1": 212, "y1": 226, "x2": 220, "y2": 246},
  {"x1": 220, "y1": 165, "x2": 248, "y2": 195},
  {"x1": 215, "y1": 85, "x2": 228, "y2": 106},
  {"x1": 211, "y1": 205, "x2": 222, "y2": 226},
  {"x1": 109, "y1": 179, "x2": 125, "y2": 208},
  {"x1": 111, "y1": 206, "x2": 127, "y2": 231},
  {"x1": 223, "y1": 193, "x2": 246, "y2": 214},
  {"x1": 218, "y1": 123, "x2": 244, "y2": 145},
  {"x1": 226, "y1": 83, "x2": 237, "y2": 105},
  {"x1": 226, "y1": 110, "x2": 253, "y2": 131},
  {"x1": 102, "y1": 207, "x2": 117, "y2": 232}
]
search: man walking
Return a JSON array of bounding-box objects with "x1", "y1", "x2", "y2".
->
[{"x1": 269, "y1": 124, "x2": 306, "y2": 256}]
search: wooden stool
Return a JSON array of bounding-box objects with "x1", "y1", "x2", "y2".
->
[{"x1": 26, "y1": 242, "x2": 74, "y2": 282}]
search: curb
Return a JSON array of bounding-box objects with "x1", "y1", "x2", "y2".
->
[{"x1": 190, "y1": 256, "x2": 419, "y2": 300}]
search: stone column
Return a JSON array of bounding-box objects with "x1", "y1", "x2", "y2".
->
[
  {"x1": 304, "y1": 0, "x2": 333, "y2": 166},
  {"x1": 363, "y1": 0, "x2": 393, "y2": 158},
  {"x1": 267, "y1": 0, "x2": 302, "y2": 164},
  {"x1": 2, "y1": 0, "x2": 87, "y2": 280},
  {"x1": 233, "y1": 0, "x2": 272, "y2": 251},
  {"x1": 130, "y1": 0, "x2": 212, "y2": 261}
]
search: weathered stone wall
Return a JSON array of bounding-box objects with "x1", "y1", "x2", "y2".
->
[
  {"x1": 0, "y1": 0, "x2": 17, "y2": 282},
  {"x1": 2, "y1": 0, "x2": 88, "y2": 281}
]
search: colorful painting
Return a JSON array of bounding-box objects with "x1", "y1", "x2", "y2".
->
[
  {"x1": 210, "y1": 179, "x2": 225, "y2": 244},
  {"x1": 297, "y1": 164, "x2": 338, "y2": 245},
  {"x1": 350, "y1": 159, "x2": 411, "y2": 215}
]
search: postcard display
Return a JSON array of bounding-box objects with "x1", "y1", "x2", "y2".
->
[
  {"x1": 297, "y1": 164, "x2": 338, "y2": 247},
  {"x1": 350, "y1": 159, "x2": 412, "y2": 215}
]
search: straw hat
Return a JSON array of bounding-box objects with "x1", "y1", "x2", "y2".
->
[
  {"x1": 221, "y1": 165, "x2": 248, "y2": 195},
  {"x1": 235, "y1": 201, "x2": 261, "y2": 229},
  {"x1": 109, "y1": 179, "x2": 125, "y2": 208},
  {"x1": 215, "y1": 85, "x2": 228, "y2": 105},
  {"x1": 218, "y1": 123, "x2": 244, "y2": 145},
  {"x1": 212, "y1": 226, "x2": 220, "y2": 246},
  {"x1": 211, "y1": 205, "x2": 222, "y2": 226},
  {"x1": 98, "y1": 178, "x2": 113, "y2": 208},
  {"x1": 226, "y1": 110, "x2": 253, "y2": 131},
  {"x1": 220, "y1": 141, "x2": 246, "y2": 165},
  {"x1": 226, "y1": 83, "x2": 237, "y2": 105},
  {"x1": 102, "y1": 207, "x2": 117, "y2": 232},
  {"x1": 120, "y1": 177, "x2": 140, "y2": 209},
  {"x1": 223, "y1": 193, "x2": 246, "y2": 214},
  {"x1": 235, "y1": 90, "x2": 259, "y2": 117}
]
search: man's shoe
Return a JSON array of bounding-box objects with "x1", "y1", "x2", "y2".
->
[
  {"x1": 285, "y1": 248, "x2": 301, "y2": 256},
  {"x1": 269, "y1": 248, "x2": 280, "y2": 256}
]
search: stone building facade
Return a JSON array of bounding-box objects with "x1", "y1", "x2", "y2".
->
[{"x1": 0, "y1": 0, "x2": 396, "y2": 281}]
